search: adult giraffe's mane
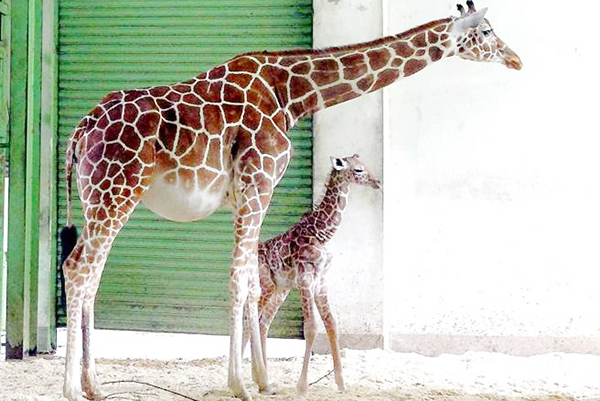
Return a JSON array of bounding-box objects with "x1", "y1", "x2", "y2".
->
[{"x1": 240, "y1": 18, "x2": 453, "y2": 59}]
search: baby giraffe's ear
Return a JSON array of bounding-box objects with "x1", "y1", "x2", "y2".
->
[{"x1": 331, "y1": 156, "x2": 349, "y2": 171}]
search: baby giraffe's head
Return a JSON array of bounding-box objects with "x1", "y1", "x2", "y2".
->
[{"x1": 330, "y1": 154, "x2": 382, "y2": 190}]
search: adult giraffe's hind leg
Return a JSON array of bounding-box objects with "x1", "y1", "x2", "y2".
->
[
  {"x1": 62, "y1": 201, "x2": 143, "y2": 400},
  {"x1": 62, "y1": 238, "x2": 88, "y2": 401},
  {"x1": 62, "y1": 129, "x2": 155, "y2": 401},
  {"x1": 81, "y1": 282, "x2": 102, "y2": 398},
  {"x1": 62, "y1": 220, "x2": 128, "y2": 401}
]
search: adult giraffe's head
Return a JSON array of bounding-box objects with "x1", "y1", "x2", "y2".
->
[{"x1": 451, "y1": 1, "x2": 522, "y2": 70}]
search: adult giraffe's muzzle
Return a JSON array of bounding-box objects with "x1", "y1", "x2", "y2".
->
[{"x1": 503, "y1": 47, "x2": 523, "y2": 70}]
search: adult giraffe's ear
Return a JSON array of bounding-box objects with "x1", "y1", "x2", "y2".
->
[
  {"x1": 331, "y1": 156, "x2": 348, "y2": 171},
  {"x1": 455, "y1": 7, "x2": 488, "y2": 31}
]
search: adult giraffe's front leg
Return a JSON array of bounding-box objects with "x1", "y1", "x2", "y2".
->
[{"x1": 228, "y1": 172, "x2": 277, "y2": 400}]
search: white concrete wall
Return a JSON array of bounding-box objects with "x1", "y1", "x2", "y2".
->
[{"x1": 314, "y1": 0, "x2": 600, "y2": 355}]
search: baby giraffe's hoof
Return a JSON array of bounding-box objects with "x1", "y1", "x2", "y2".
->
[
  {"x1": 296, "y1": 382, "x2": 308, "y2": 396},
  {"x1": 336, "y1": 377, "x2": 346, "y2": 392}
]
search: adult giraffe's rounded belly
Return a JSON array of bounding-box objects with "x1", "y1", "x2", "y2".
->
[{"x1": 141, "y1": 177, "x2": 228, "y2": 222}]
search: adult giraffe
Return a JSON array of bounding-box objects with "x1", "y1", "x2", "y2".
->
[{"x1": 60, "y1": 2, "x2": 521, "y2": 400}]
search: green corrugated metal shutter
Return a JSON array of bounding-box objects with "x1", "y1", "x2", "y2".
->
[{"x1": 57, "y1": 0, "x2": 313, "y2": 337}]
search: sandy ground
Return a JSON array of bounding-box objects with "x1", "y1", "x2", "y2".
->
[{"x1": 2, "y1": 331, "x2": 600, "y2": 401}]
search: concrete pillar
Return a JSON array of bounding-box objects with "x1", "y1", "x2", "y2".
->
[{"x1": 312, "y1": 0, "x2": 386, "y2": 351}]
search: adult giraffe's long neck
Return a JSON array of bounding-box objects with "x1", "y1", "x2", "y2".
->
[
  {"x1": 243, "y1": 17, "x2": 455, "y2": 126},
  {"x1": 306, "y1": 172, "x2": 350, "y2": 243}
]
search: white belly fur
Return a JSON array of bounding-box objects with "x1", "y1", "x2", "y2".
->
[{"x1": 142, "y1": 178, "x2": 228, "y2": 222}]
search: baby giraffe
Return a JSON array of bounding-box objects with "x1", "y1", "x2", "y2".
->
[{"x1": 247, "y1": 154, "x2": 381, "y2": 395}]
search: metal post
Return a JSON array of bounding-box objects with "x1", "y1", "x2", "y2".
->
[
  {"x1": 23, "y1": 0, "x2": 42, "y2": 356},
  {"x1": 37, "y1": 0, "x2": 58, "y2": 353}
]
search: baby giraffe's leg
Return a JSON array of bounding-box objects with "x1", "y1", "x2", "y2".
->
[
  {"x1": 296, "y1": 272, "x2": 317, "y2": 395},
  {"x1": 315, "y1": 277, "x2": 345, "y2": 392},
  {"x1": 241, "y1": 301, "x2": 254, "y2": 357},
  {"x1": 258, "y1": 289, "x2": 290, "y2": 364}
]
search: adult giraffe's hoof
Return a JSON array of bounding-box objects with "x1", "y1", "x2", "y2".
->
[
  {"x1": 233, "y1": 387, "x2": 253, "y2": 401},
  {"x1": 83, "y1": 388, "x2": 106, "y2": 401},
  {"x1": 82, "y1": 375, "x2": 106, "y2": 400},
  {"x1": 63, "y1": 388, "x2": 90, "y2": 401},
  {"x1": 259, "y1": 384, "x2": 276, "y2": 396}
]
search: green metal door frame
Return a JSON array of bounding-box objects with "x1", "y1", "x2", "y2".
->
[
  {"x1": 5, "y1": 0, "x2": 58, "y2": 358},
  {"x1": 6, "y1": 0, "x2": 28, "y2": 358},
  {"x1": 0, "y1": 0, "x2": 10, "y2": 333},
  {"x1": 0, "y1": 0, "x2": 9, "y2": 146}
]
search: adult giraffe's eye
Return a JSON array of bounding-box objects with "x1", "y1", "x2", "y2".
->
[{"x1": 482, "y1": 29, "x2": 492, "y2": 37}]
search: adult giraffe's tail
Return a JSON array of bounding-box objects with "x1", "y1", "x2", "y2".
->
[
  {"x1": 64, "y1": 128, "x2": 78, "y2": 229},
  {"x1": 60, "y1": 121, "x2": 84, "y2": 260},
  {"x1": 59, "y1": 224, "x2": 77, "y2": 314},
  {"x1": 59, "y1": 122, "x2": 85, "y2": 314},
  {"x1": 62, "y1": 114, "x2": 91, "y2": 229}
]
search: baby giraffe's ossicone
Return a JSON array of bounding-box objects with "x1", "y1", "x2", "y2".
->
[{"x1": 243, "y1": 154, "x2": 382, "y2": 395}]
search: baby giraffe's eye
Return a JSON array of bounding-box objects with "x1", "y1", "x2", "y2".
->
[
  {"x1": 353, "y1": 168, "x2": 364, "y2": 174},
  {"x1": 482, "y1": 29, "x2": 492, "y2": 37}
]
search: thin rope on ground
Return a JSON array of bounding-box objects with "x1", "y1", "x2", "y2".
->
[
  {"x1": 104, "y1": 389, "x2": 158, "y2": 400},
  {"x1": 103, "y1": 379, "x2": 201, "y2": 401},
  {"x1": 309, "y1": 369, "x2": 334, "y2": 386}
]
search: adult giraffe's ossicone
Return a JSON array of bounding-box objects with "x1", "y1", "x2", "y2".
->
[{"x1": 60, "y1": 2, "x2": 521, "y2": 400}]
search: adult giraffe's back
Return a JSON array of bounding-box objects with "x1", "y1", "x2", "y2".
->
[{"x1": 61, "y1": 2, "x2": 521, "y2": 400}]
